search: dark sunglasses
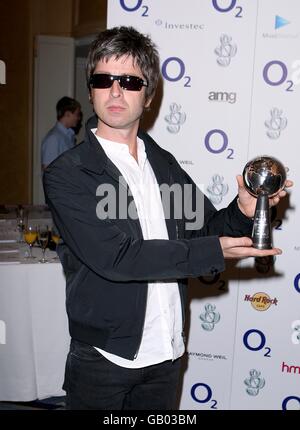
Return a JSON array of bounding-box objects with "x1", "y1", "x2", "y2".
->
[{"x1": 89, "y1": 73, "x2": 148, "y2": 91}]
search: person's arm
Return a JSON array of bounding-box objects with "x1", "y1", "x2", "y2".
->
[
  {"x1": 41, "y1": 135, "x2": 60, "y2": 170},
  {"x1": 43, "y1": 155, "x2": 282, "y2": 283},
  {"x1": 43, "y1": 157, "x2": 226, "y2": 282},
  {"x1": 168, "y1": 158, "x2": 253, "y2": 240}
]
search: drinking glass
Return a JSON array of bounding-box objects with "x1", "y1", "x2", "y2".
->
[
  {"x1": 23, "y1": 225, "x2": 37, "y2": 259},
  {"x1": 16, "y1": 205, "x2": 25, "y2": 243},
  {"x1": 51, "y1": 225, "x2": 61, "y2": 261},
  {"x1": 37, "y1": 225, "x2": 49, "y2": 263}
]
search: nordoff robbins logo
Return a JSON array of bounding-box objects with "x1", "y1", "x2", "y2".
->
[
  {"x1": 199, "y1": 303, "x2": 220, "y2": 331},
  {"x1": 164, "y1": 103, "x2": 186, "y2": 134},
  {"x1": 244, "y1": 292, "x2": 278, "y2": 311},
  {"x1": 244, "y1": 369, "x2": 265, "y2": 396},
  {"x1": 215, "y1": 34, "x2": 237, "y2": 67},
  {"x1": 206, "y1": 174, "x2": 228, "y2": 205},
  {"x1": 291, "y1": 320, "x2": 300, "y2": 345},
  {"x1": 265, "y1": 107, "x2": 287, "y2": 139}
]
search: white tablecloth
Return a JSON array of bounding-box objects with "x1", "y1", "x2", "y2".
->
[{"x1": 0, "y1": 260, "x2": 70, "y2": 401}]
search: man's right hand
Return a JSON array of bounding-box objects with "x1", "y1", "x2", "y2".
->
[{"x1": 219, "y1": 236, "x2": 282, "y2": 259}]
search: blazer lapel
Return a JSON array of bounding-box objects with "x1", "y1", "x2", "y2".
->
[{"x1": 141, "y1": 131, "x2": 177, "y2": 240}]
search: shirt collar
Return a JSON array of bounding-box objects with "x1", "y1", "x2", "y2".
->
[
  {"x1": 91, "y1": 128, "x2": 147, "y2": 168},
  {"x1": 56, "y1": 121, "x2": 75, "y2": 138}
]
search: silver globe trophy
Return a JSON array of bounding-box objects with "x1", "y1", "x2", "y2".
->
[{"x1": 243, "y1": 156, "x2": 286, "y2": 249}]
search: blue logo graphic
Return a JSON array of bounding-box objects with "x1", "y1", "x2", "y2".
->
[
  {"x1": 282, "y1": 395, "x2": 300, "y2": 410},
  {"x1": 275, "y1": 15, "x2": 290, "y2": 30},
  {"x1": 243, "y1": 328, "x2": 272, "y2": 357},
  {"x1": 294, "y1": 273, "x2": 300, "y2": 293},
  {"x1": 191, "y1": 383, "x2": 217, "y2": 409}
]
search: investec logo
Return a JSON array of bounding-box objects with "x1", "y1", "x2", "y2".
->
[
  {"x1": 244, "y1": 292, "x2": 278, "y2": 311},
  {"x1": 155, "y1": 19, "x2": 205, "y2": 31},
  {"x1": 208, "y1": 91, "x2": 237, "y2": 104}
]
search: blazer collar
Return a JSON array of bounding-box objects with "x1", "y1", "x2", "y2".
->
[
  {"x1": 80, "y1": 123, "x2": 176, "y2": 239},
  {"x1": 80, "y1": 124, "x2": 173, "y2": 187}
]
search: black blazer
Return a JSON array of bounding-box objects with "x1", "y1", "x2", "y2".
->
[{"x1": 43, "y1": 125, "x2": 252, "y2": 360}]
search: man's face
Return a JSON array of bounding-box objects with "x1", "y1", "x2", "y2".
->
[
  {"x1": 66, "y1": 107, "x2": 82, "y2": 128},
  {"x1": 90, "y1": 56, "x2": 151, "y2": 136}
]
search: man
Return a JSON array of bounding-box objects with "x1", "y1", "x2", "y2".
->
[
  {"x1": 41, "y1": 96, "x2": 82, "y2": 170},
  {"x1": 43, "y1": 26, "x2": 291, "y2": 410}
]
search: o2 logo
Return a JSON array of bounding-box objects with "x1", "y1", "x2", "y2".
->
[
  {"x1": 270, "y1": 206, "x2": 283, "y2": 231},
  {"x1": 212, "y1": 0, "x2": 243, "y2": 18},
  {"x1": 161, "y1": 57, "x2": 191, "y2": 87},
  {"x1": 204, "y1": 129, "x2": 234, "y2": 159},
  {"x1": 294, "y1": 273, "x2": 300, "y2": 294},
  {"x1": 243, "y1": 329, "x2": 271, "y2": 357},
  {"x1": 199, "y1": 273, "x2": 226, "y2": 292},
  {"x1": 191, "y1": 382, "x2": 218, "y2": 409},
  {"x1": 291, "y1": 60, "x2": 300, "y2": 87},
  {"x1": 119, "y1": 0, "x2": 149, "y2": 16},
  {"x1": 263, "y1": 60, "x2": 294, "y2": 92},
  {"x1": 282, "y1": 396, "x2": 300, "y2": 410}
]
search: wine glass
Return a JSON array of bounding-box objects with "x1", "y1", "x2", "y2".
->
[
  {"x1": 23, "y1": 225, "x2": 37, "y2": 259},
  {"x1": 37, "y1": 225, "x2": 49, "y2": 263},
  {"x1": 51, "y1": 225, "x2": 61, "y2": 261},
  {"x1": 16, "y1": 205, "x2": 25, "y2": 243}
]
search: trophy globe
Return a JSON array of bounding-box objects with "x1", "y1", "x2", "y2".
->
[{"x1": 243, "y1": 156, "x2": 286, "y2": 249}]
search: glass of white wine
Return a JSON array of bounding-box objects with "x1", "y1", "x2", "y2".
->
[
  {"x1": 37, "y1": 225, "x2": 49, "y2": 263},
  {"x1": 24, "y1": 225, "x2": 37, "y2": 259}
]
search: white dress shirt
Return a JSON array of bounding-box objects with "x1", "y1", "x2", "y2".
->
[{"x1": 92, "y1": 130, "x2": 184, "y2": 368}]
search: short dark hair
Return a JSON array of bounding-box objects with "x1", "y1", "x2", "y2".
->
[
  {"x1": 86, "y1": 26, "x2": 160, "y2": 102},
  {"x1": 56, "y1": 96, "x2": 81, "y2": 120}
]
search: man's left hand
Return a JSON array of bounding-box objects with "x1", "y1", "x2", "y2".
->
[{"x1": 236, "y1": 174, "x2": 293, "y2": 218}]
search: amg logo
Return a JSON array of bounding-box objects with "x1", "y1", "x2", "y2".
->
[
  {"x1": 282, "y1": 361, "x2": 300, "y2": 374},
  {"x1": 208, "y1": 91, "x2": 237, "y2": 104}
]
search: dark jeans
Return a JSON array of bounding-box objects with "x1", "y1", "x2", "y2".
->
[{"x1": 63, "y1": 339, "x2": 182, "y2": 410}]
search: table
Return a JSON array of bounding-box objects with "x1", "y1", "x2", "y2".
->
[
  {"x1": 0, "y1": 260, "x2": 70, "y2": 401},
  {"x1": 0, "y1": 212, "x2": 70, "y2": 401}
]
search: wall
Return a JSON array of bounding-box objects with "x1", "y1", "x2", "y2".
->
[
  {"x1": 0, "y1": 1, "x2": 32, "y2": 204},
  {"x1": 73, "y1": 0, "x2": 107, "y2": 37},
  {"x1": 0, "y1": 0, "x2": 107, "y2": 204},
  {"x1": 108, "y1": 0, "x2": 300, "y2": 410}
]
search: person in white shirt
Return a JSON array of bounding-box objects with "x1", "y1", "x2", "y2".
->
[{"x1": 43, "y1": 26, "x2": 292, "y2": 410}]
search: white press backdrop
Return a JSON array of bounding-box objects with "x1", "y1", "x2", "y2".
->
[{"x1": 107, "y1": 0, "x2": 300, "y2": 410}]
